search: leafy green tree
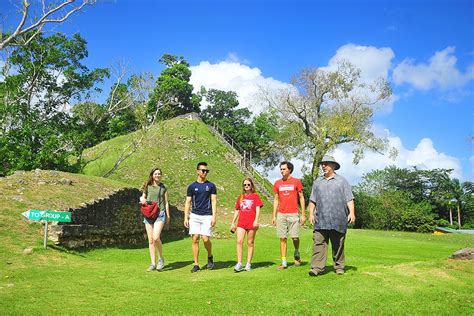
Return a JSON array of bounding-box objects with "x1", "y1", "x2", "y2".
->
[
  {"x1": 148, "y1": 54, "x2": 201, "y2": 120},
  {"x1": 201, "y1": 88, "x2": 279, "y2": 165},
  {"x1": 261, "y1": 61, "x2": 396, "y2": 178},
  {"x1": 0, "y1": 32, "x2": 108, "y2": 175},
  {"x1": 355, "y1": 166, "x2": 474, "y2": 230}
]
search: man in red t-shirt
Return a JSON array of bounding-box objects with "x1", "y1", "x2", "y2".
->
[{"x1": 272, "y1": 161, "x2": 306, "y2": 270}]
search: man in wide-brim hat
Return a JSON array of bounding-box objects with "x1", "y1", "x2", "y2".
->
[{"x1": 308, "y1": 155, "x2": 355, "y2": 277}]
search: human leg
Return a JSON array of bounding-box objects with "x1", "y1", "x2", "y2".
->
[
  {"x1": 144, "y1": 223, "x2": 156, "y2": 271},
  {"x1": 279, "y1": 238, "x2": 287, "y2": 269},
  {"x1": 202, "y1": 235, "x2": 212, "y2": 258},
  {"x1": 192, "y1": 234, "x2": 200, "y2": 265},
  {"x1": 288, "y1": 213, "x2": 301, "y2": 265},
  {"x1": 310, "y1": 230, "x2": 328, "y2": 275},
  {"x1": 153, "y1": 219, "x2": 166, "y2": 270},
  {"x1": 276, "y1": 213, "x2": 289, "y2": 269},
  {"x1": 236, "y1": 227, "x2": 246, "y2": 265},
  {"x1": 329, "y1": 230, "x2": 346, "y2": 273},
  {"x1": 246, "y1": 228, "x2": 257, "y2": 264},
  {"x1": 153, "y1": 220, "x2": 165, "y2": 259}
]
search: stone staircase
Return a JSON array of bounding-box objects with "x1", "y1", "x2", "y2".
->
[
  {"x1": 208, "y1": 124, "x2": 274, "y2": 203},
  {"x1": 178, "y1": 112, "x2": 274, "y2": 202}
]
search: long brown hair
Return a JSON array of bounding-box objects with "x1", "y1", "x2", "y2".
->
[
  {"x1": 142, "y1": 167, "x2": 162, "y2": 195},
  {"x1": 241, "y1": 177, "x2": 256, "y2": 195}
]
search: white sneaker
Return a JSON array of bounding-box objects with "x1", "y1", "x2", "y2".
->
[
  {"x1": 245, "y1": 263, "x2": 251, "y2": 271},
  {"x1": 146, "y1": 264, "x2": 156, "y2": 272},
  {"x1": 234, "y1": 263, "x2": 243, "y2": 272},
  {"x1": 156, "y1": 258, "x2": 165, "y2": 271}
]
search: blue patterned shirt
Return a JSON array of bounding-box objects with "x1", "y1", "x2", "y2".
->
[{"x1": 310, "y1": 174, "x2": 354, "y2": 234}]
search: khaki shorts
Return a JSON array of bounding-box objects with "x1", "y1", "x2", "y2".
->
[{"x1": 276, "y1": 213, "x2": 300, "y2": 238}]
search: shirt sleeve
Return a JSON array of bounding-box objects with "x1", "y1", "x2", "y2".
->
[
  {"x1": 186, "y1": 184, "x2": 193, "y2": 197},
  {"x1": 235, "y1": 196, "x2": 241, "y2": 210},
  {"x1": 255, "y1": 194, "x2": 264, "y2": 208},
  {"x1": 272, "y1": 182, "x2": 278, "y2": 194},
  {"x1": 296, "y1": 179, "x2": 303, "y2": 192},
  {"x1": 342, "y1": 179, "x2": 354, "y2": 202},
  {"x1": 309, "y1": 180, "x2": 317, "y2": 203},
  {"x1": 211, "y1": 183, "x2": 217, "y2": 195}
]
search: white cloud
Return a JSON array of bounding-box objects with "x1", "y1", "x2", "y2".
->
[
  {"x1": 325, "y1": 44, "x2": 395, "y2": 81},
  {"x1": 393, "y1": 46, "x2": 474, "y2": 90},
  {"x1": 322, "y1": 44, "x2": 398, "y2": 113},
  {"x1": 333, "y1": 133, "x2": 463, "y2": 185},
  {"x1": 265, "y1": 128, "x2": 464, "y2": 186},
  {"x1": 190, "y1": 60, "x2": 291, "y2": 114}
]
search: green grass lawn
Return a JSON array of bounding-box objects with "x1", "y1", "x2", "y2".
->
[{"x1": 1, "y1": 226, "x2": 473, "y2": 315}]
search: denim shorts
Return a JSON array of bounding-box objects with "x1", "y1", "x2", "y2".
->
[{"x1": 143, "y1": 211, "x2": 166, "y2": 225}]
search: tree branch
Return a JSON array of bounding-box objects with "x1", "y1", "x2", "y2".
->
[{"x1": 1, "y1": 0, "x2": 95, "y2": 50}]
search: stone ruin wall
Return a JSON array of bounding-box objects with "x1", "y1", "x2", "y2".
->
[{"x1": 49, "y1": 188, "x2": 186, "y2": 249}]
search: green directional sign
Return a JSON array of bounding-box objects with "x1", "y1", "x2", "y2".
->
[{"x1": 22, "y1": 210, "x2": 72, "y2": 223}]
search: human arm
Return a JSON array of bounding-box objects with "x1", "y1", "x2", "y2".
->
[
  {"x1": 272, "y1": 193, "x2": 279, "y2": 226},
  {"x1": 298, "y1": 190, "x2": 306, "y2": 225},
  {"x1": 347, "y1": 199, "x2": 355, "y2": 224},
  {"x1": 164, "y1": 190, "x2": 170, "y2": 224},
  {"x1": 253, "y1": 206, "x2": 261, "y2": 229},
  {"x1": 231, "y1": 209, "x2": 239, "y2": 232},
  {"x1": 184, "y1": 196, "x2": 192, "y2": 228},
  {"x1": 140, "y1": 192, "x2": 147, "y2": 204},
  {"x1": 211, "y1": 194, "x2": 217, "y2": 227},
  {"x1": 309, "y1": 201, "x2": 316, "y2": 225}
]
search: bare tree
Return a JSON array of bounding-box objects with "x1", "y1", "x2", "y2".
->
[
  {"x1": 1, "y1": 0, "x2": 96, "y2": 50},
  {"x1": 261, "y1": 60, "x2": 397, "y2": 178}
]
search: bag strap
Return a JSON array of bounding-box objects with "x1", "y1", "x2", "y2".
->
[{"x1": 157, "y1": 185, "x2": 162, "y2": 208}]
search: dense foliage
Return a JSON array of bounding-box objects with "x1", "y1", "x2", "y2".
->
[{"x1": 353, "y1": 166, "x2": 474, "y2": 232}]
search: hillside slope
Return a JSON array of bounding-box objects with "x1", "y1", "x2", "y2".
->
[
  {"x1": 0, "y1": 170, "x2": 130, "y2": 261},
  {"x1": 81, "y1": 117, "x2": 270, "y2": 211}
]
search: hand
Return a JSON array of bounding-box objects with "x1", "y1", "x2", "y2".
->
[
  {"x1": 272, "y1": 216, "x2": 276, "y2": 226},
  {"x1": 347, "y1": 213, "x2": 356, "y2": 224},
  {"x1": 309, "y1": 214, "x2": 315, "y2": 225},
  {"x1": 299, "y1": 214, "x2": 306, "y2": 226},
  {"x1": 184, "y1": 218, "x2": 189, "y2": 228},
  {"x1": 166, "y1": 217, "x2": 170, "y2": 225},
  {"x1": 211, "y1": 216, "x2": 216, "y2": 227},
  {"x1": 139, "y1": 197, "x2": 147, "y2": 204},
  {"x1": 253, "y1": 221, "x2": 259, "y2": 229}
]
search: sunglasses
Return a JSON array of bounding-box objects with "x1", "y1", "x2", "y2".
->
[
  {"x1": 198, "y1": 169, "x2": 210, "y2": 173},
  {"x1": 243, "y1": 183, "x2": 252, "y2": 187}
]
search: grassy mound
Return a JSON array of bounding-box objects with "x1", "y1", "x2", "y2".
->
[{"x1": 81, "y1": 117, "x2": 266, "y2": 211}]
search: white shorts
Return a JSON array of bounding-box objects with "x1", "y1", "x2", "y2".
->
[{"x1": 189, "y1": 213, "x2": 213, "y2": 236}]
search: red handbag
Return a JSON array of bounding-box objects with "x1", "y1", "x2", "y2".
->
[
  {"x1": 140, "y1": 186, "x2": 161, "y2": 220},
  {"x1": 140, "y1": 201, "x2": 158, "y2": 219}
]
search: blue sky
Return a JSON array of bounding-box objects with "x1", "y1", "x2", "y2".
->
[{"x1": 1, "y1": 0, "x2": 473, "y2": 184}]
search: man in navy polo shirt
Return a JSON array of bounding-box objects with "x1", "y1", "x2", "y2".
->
[{"x1": 184, "y1": 162, "x2": 217, "y2": 273}]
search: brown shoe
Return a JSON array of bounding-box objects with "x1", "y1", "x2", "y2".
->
[
  {"x1": 294, "y1": 258, "x2": 302, "y2": 267},
  {"x1": 277, "y1": 265, "x2": 287, "y2": 270},
  {"x1": 336, "y1": 269, "x2": 344, "y2": 275},
  {"x1": 308, "y1": 269, "x2": 319, "y2": 276}
]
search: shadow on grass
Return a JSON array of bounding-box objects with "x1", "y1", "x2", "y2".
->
[
  {"x1": 47, "y1": 245, "x2": 87, "y2": 257},
  {"x1": 319, "y1": 265, "x2": 358, "y2": 275},
  {"x1": 208, "y1": 260, "x2": 276, "y2": 270},
  {"x1": 161, "y1": 260, "x2": 194, "y2": 271}
]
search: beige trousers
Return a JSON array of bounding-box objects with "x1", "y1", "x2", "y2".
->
[{"x1": 310, "y1": 230, "x2": 346, "y2": 272}]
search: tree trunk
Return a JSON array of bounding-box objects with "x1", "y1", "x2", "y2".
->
[
  {"x1": 311, "y1": 152, "x2": 325, "y2": 179},
  {"x1": 457, "y1": 203, "x2": 461, "y2": 228}
]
